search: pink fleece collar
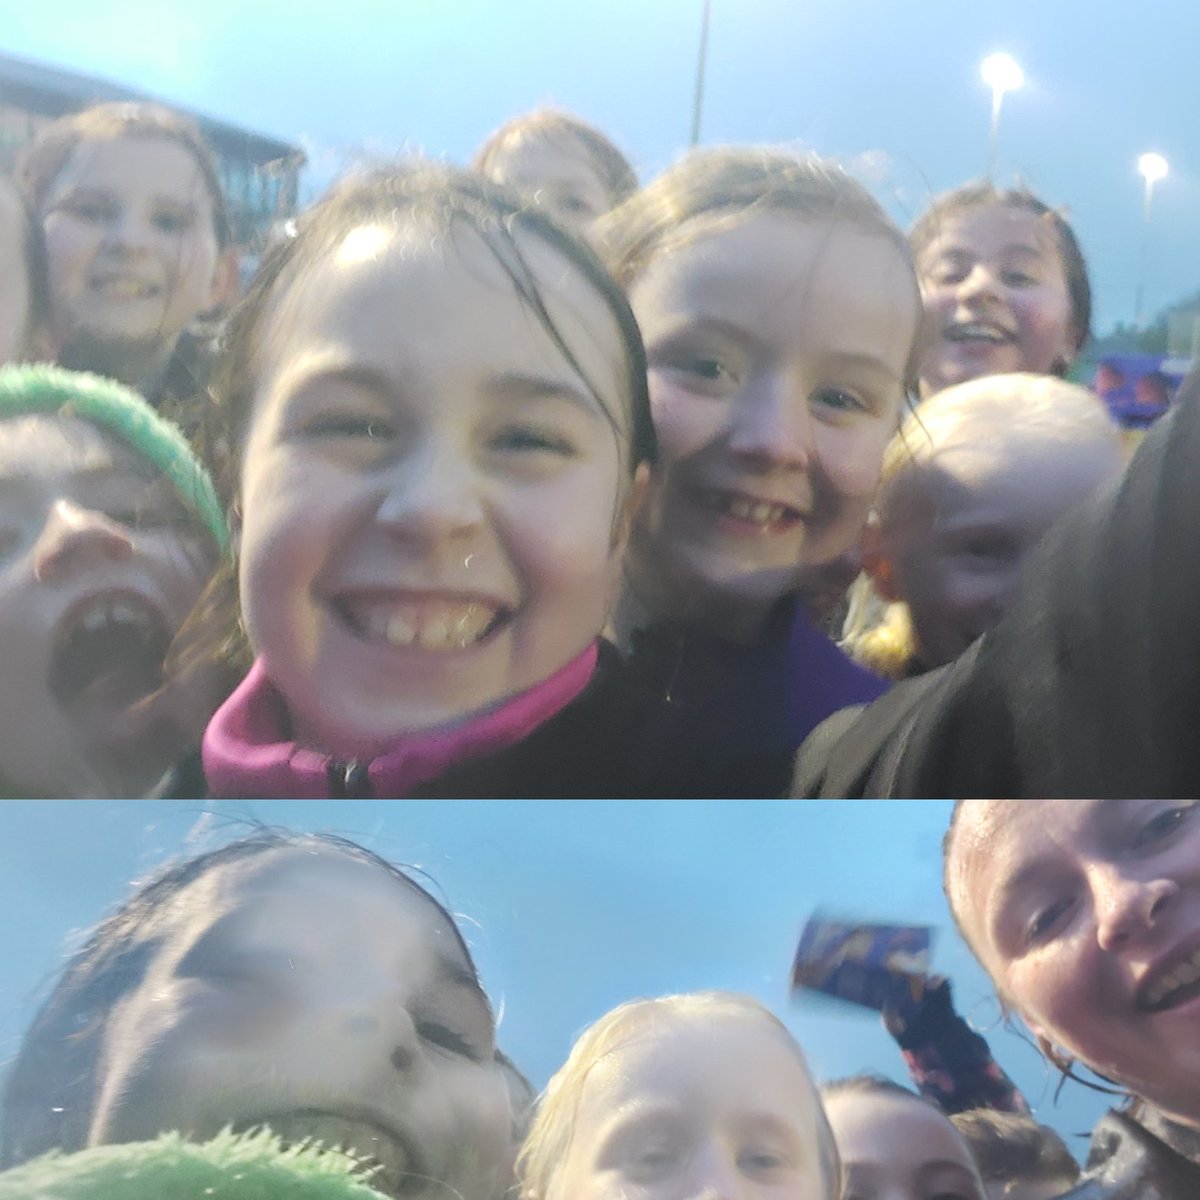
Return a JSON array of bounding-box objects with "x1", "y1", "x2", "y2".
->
[{"x1": 202, "y1": 643, "x2": 600, "y2": 798}]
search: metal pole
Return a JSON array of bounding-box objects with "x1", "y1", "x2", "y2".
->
[
  {"x1": 690, "y1": 0, "x2": 712, "y2": 147},
  {"x1": 1134, "y1": 178, "x2": 1155, "y2": 327},
  {"x1": 987, "y1": 88, "x2": 1002, "y2": 182}
]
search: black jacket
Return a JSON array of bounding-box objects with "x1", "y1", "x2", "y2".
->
[
  {"x1": 792, "y1": 368, "x2": 1200, "y2": 798},
  {"x1": 162, "y1": 641, "x2": 794, "y2": 799},
  {"x1": 1060, "y1": 1108, "x2": 1200, "y2": 1199}
]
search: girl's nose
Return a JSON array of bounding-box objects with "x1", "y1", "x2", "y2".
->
[
  {"x1": 726, "y1": 376, "x2": 813, "y2": 471},
  {"x1": 32, "y1": 500, "x2": 135, "y2": 584},
  {"x1": 333, "y1": 985, "x2": 424, "y2": 1076},
  {"x1": 956, "y1": 261, "x2": 1003, "y2": 304},
  {"x1": 375, "y1": 444, "x2": 485, "y2": 541},
  {"x1": 689, "y1": 1143, "x2": 744, "y2": 1200},
  {"x1": 1093, "y1": 869, "x2": 1178, "y2": 953}
]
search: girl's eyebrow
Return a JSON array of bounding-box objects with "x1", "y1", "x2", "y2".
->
[{"x1": 482, "y1": 370, "x2": 600, "y2": 415}]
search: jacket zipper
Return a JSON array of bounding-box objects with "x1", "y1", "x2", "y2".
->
[{"x1": 328, "y1": 758, "x2": 373, "y2": 798}]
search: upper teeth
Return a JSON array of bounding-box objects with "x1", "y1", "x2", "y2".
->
[
  {"x1": 78, "y1": 599, "x2": 155, "y2": 635},
  {"x1": 1144, "y1": 948, "x2": 1200, "y2": 1008},
  {"x1": 96, "y1": 280, "x2": 154, "y2": 297},
  {"x1": 719, "y1": 494, "x2": 794, "y2": 525},
  {"x1": 949, "y1": 322, "x2": 1008, "y2": 343},
  {"x1": 353, "y1": 600, "x2": 498, "y2": 650}
]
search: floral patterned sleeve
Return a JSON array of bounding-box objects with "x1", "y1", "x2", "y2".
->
[{"x1": 883, "y1": 976, "x2": 1030, "y2": 1115}]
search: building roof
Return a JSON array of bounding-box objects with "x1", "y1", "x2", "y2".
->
[{"x1": 0, "y1": 49, "x2": 304, "y2": 166}]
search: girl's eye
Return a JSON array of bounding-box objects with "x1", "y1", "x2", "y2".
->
[
  {"x1": 153, "y1": 210, "x2": 193, "y2": 235},
  {"x1": 1134, "y1": 804, "x2": 1194, "y2": 849},
  {"x1": 1026, "y1": 896, "x2": 1073, "y2": 945},
  {"x1": 65, "y1": 200, "x2": 117, "y2": 224},
  {"x1": 681, "y1": 357, "x2": 732, "y2": 383},
  {"x1": 631, "y1": 1144, "x2": 679, "y2": 1172},
  {"x1": 739, "y1": 1150, "x2": 786, "y2": 1173},
  {"x1": 1003, "y1": 270, "x2": 1038, "y2": 287},
  {"x1": 812, "y1": 387, "x2": 865, "y2": 414},
  {"x1": 417, "y1": 1020, "x2": 480, "y2": 1061},
  {"x1": 305, "y1": 415, "x2": 394, "y2": 440},
  {"x1": 491, "y1": 426, "x2": 575, "y2": 456}
]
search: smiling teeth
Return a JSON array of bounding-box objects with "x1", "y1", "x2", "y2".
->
[
  {"x1": 949, "y1": 322, "x2": 1009, "y2": 343},
  {"x1": 717, "y1": 494, "x2": 794, "y2": 525},
  {"x1": 95, "y1": 279, "x2": 156, "y2": 298},
  {"x1": 1145, "y1": 948, "x2": 1200, "y2": 1008},
  {"x1": 358, "y1": 601, "x2": 497, "y2": 650}
]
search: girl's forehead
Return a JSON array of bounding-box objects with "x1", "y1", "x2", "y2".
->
[
  {"x1": 258, "y1": 219, "x2": 630, "y2": 414},
  {"x1": 49, "y1": 136, "x2": 214, "y2": 207},
  {"x1": 0, "y1": 414, "x2": 151, "y2": 480},
  {"x1": 923, "y1": 203, "x2": 1057, "y2": 255}
]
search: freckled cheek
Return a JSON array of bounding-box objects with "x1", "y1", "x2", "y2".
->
[
  {"x1": 647, "y1": 379, "x2": 727, "y2": 466},
  {"x1": 814, "y1": 425, "x2": 892, "y2": 502}
]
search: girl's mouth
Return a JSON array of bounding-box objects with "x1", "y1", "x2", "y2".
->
[
  {"x1": 699, "y1": 488, "x2": 807, "y2": 533},
  {"x1": 1138, "y1": 945, "x2": 1200, "y2": 1013},
  {"x1": 48, "y1": 592, "x2": 172, "y2": 721},
  {"x1": 944, "y1": 321, "x2": 1013, "y2": 345},
  {"x1": 232, "y1": 1109, "x2": 421, "y2": 1197},
  {"x1": 333, "y1": 593, "x2": 511, "y2": 651},
  {"x1": 88, "y1": 276, "x2": 163, "y2": 300}
]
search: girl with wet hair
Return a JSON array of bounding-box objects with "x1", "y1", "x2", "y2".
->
[
  {"x1": 0, "y1": 828, "x2": 514, "y2": 1200},
  {"x1": 161, "y1": 159, "x2": 785, "y2": 797}
]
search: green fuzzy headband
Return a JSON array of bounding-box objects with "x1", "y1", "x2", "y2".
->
[
  {"x1": 0, "y1": 1128, "x2": 390, "y2": 1200},
  {"x1": 0, "y1": 364, "x2": 228, "y2": 553}
]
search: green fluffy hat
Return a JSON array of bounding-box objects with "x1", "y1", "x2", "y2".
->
[
  {"x1": 0, "y1": 363, "x2": 228, "y2": 553},
  {"x1": 0, "y1": 1128, "x2": 391, "y2": 1200}
]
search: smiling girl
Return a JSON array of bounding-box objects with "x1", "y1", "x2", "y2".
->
[
  {"x1": 911, "y1": 183, "x2": 1091, "y2": 399},
  {"x1": 17, "y1": 103, "x2": 233, "y2": 415},
  {"x1": 944, "y1": 800, "x2": 1200, "y2": 1195},
  {"x1": 593, "y1": 149, "x2": 918, "y2": 758},
  {"x1": 163, "y1": 161, "x2": 785, "y2": 797}
]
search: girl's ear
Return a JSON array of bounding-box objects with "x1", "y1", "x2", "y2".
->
[
  {"x1": 618, "y1": 463, "x2": 650, "y2": 547},
  {"x1": 207, "y1": 249, "x2": 241, "y2": 313},
  {"x1": 861, "y1": 520, "x2": 902, "y2": 603}
]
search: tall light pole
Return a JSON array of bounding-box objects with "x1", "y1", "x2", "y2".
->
[
  {"x1": 1134, "y1": 152, "x2": 1169, "y2": 327},
  {"x1": 690, "y1": 0, "x2": 712, "y2": 146},
  {"x1": 981, "y1": 52, "x2": 1024, "y2": 182}
]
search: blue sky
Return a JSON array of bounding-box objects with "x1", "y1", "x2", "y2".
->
[
  {"x1": 4, "y1": 0, "x2": 1198, "y2": 333},
  {"x1": 0, "y1": 802, "x2": 1111, "y2": 1160}
]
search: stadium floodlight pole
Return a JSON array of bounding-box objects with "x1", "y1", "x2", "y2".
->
[
  {"x1": 690, "y1": 0, "x2": 713, "y2": 146},
  {"x1": 981, "y1": 52, "x2": 1025, "y2": 182},
  {"x1": 1134, "y1": 152, "x2": 1169, "y2": 327}
]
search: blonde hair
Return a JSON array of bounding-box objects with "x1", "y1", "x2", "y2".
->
[
  {"x1": 517, "y1": 991, "x2": 840, "y2": 1200},
  {"x1": 841, "y1": 373, "x2": 1123, "y2": 677}
]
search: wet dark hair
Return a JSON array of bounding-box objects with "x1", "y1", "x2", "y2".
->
[
  {"x1": 1, "y1": 175, "x2": 51, "y2": 345},
  {"x1": 909, "y1": 181, "x2": 1093, "y2": 361},
  {"x1": 0, "y1": 829, "x2": 483, "y2": 1168},
  {"x1": 17, "y1": 102, "x2": 232, "y2": 249},
  {"x1": 172, "y1": 158, "x2": 655, "y2": 688},
  {"x1": 950, "y1": 1109, "x2": 1080, "y2": 1189},
  {"x1": 473, "y1": 108, "x2": 638, "y2": 211}
]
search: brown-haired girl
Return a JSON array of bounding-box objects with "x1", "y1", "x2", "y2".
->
[
  {"x1": 472, "y1": 108, "x2": 637, "y2": 233},
  {"x1": 17, "y1": 102, "x2": 234, "y2": 412},
  {"x1": 163, "y1": 160, "x2": 787, "y2": 798},
  {"x1": 911, "y1": 182, "x2": 1092, "y2": 399}
]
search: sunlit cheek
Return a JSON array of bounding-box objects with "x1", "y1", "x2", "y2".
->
[{"x1": 648, "y1": 381, "x2": 725, "y2": 465}]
